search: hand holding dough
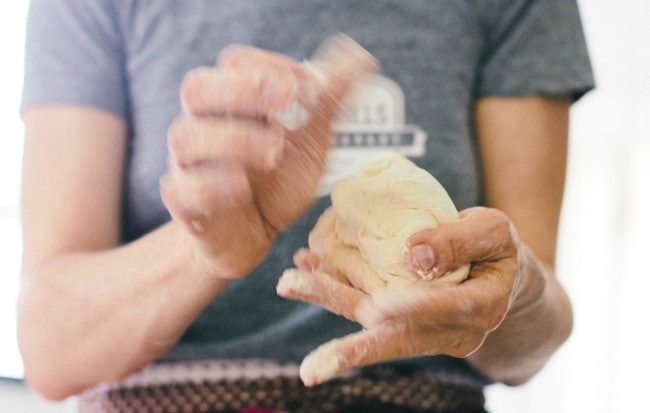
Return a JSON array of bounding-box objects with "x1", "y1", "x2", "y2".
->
[
  {"x1": 277, "y1": 152, "x2": 472, "y2": 386},
  {"x1": 281, "y1": 152, "x2": 470, "y2": 295},
  {"x1": 162, "y1": 35, "x2": 378, "y2": 279}
]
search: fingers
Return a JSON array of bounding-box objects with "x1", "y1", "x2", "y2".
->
[
  {"x1": 180, "y1": 66, "x2": 299, "y2": 118},
  {"x1": 176, "y1": 47, "x2": 311, "y2": 173},
  {"x1": 307, "y1": 208, "x2": 388, "y2": 293},
  {"x1": 279, "y1": 248, "x2": 369, "y2": 321},
  {"x1": 299, "y1": 321, "x2": 435, "y2": 387},
  {"x1": 160, "y1": 162, "x2": 272, "y2": 278},
  {"x1": 291, "y1": 206, "x2": 522, "y2": 387},
  {"x1": 298, "y1": 324, "x2": 399, "y2": 387},
  {"x1": 167, "y1": 115, "x2": 284, "y2": 170},
  {"x1": 218, "y1": 48, "x2": 312, "y2": 130},
  {"x1": 292, "y1": 247, "x2": 323, "y2": 272},
  {"x1": 277, "y1": 267, "x2": 367, "y2": 322},
  {"x1": 160, "y1": 161, "x2": 247, "y2": 226},
  {"x1": 404, "y1": 207, "x2": 520, "y2": 279},
  {"x1": 218, "y1": 35, "x2": 380, "y2": 119},
  {"x1": 309, "y1": 34, "x2": 380, "y2": 110},
  {"x1": 173, "y1": 36, "x2": 379, "y2": 185},
  {"x1": 164, "y1": 37, "x2": 379, "y2": 277},
  {"x1": 356, "y1": 277, "x2": 510, "y2": 333},
  {"x1": 297, "y1": 35, "x2": 379, "y2": 134},
  {"x1": 299, "y1": 278, "x2": 509, "y2": 387}
]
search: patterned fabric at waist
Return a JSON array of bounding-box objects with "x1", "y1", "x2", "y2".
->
[{"x1": 76, "y1": 359, "x2": 487, "y2": 413}]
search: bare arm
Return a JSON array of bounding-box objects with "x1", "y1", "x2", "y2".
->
[
  {"x1": 275, "y1": 96, "x2": 574, "y2": 387},
  {"x1": 19, "y1": 107, "x2": 230, "y2": 400},
  {"x1": 466, "y1": 96, "x2": 573, "y2": 384},
  {"x1": 19, "y1": 39, "x2": 377, "y2": 400}
]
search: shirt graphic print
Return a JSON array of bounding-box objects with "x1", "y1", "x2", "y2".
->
[{"x1": 318, "y1": 74, "x2": 428, "y2": 196}]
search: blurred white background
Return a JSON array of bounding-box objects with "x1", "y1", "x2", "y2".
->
[
  {"x1": 486, "y1": 0, "x2": 650, "y2": 412},
  {"x1": 1, "y1": 0, "x2": 648, "y2": 412},
  {"x1": 0, "y1": 0, "x2": 29, "y2": 382}
]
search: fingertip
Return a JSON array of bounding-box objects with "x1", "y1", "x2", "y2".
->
[
  {"x1": 276, "y1": 268, "x2": 313, "y2": 298},
  {"x1": 158, "y1": 172, "x2": 182, "y2": 214},
  {"x1": 299, "y1": 359, "x2": 319, "y2": 387},
  {"x1": 299, "y1": 349, "x2": 340, "y2": 387},
  {"x1": 215, "y1": 44, "x2": 250, "y2": 67},
  {"x1": 179, "y1": 67, "x2": 214, "y2": 114},
  {"x1": 292, "y1": 248, "x2": 321, "y2": 271},
  {"x1": 166, "y1": 118, "x2": 191, "y2": 167},
  {"x1": 313, "y1": 34, "x2": 380, "y2": 78},
  {"x1": 311, "y1": 34, "x2": 380, "y2": 100},
  {"x1": 292, "y1": 247, "x2": 311, "y2": 262}
]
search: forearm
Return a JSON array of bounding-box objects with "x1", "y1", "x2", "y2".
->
[
  {"x1": 18, "y1": 221, "x2": 230, "y2": 400},
  {"x1": 466, "y1": 247, "x2": 572, "y2": 385},
  {"x1": 469, "y1": 96, "x2": 573, "y2": 384}
]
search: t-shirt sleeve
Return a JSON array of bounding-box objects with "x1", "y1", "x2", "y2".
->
[
  {"x1": 476, "y1": 0, "x2": 595, "y2": 101},
  {"x1": 21, "y1": 0, "x2": 128, "y2": 118}
]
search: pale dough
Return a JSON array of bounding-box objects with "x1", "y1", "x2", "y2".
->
[{"x1": 309, "y1": 152, "x2": 470, "y2": 293}]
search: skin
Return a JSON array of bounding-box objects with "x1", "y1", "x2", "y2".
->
[
  {"x1": 18, "y1": 40, "x2": 572, "y2": 399},
  {"x1": 280, "y1": 96, "x2": 573, "y2": 386},
  {"x1": 18, "y1": 41, "x2": 377, "y2": 400}
]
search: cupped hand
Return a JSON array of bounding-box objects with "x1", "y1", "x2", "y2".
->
[
  {"x1": 278, "y1": 207, "x2": 533, "y2": 386},
  {"x1": 160, "y1": 37, "x2": 378, "y2": 278}
]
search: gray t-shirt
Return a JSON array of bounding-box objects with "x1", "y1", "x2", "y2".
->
[{"x1": 22, "y1": 0, "x2": 594, "y2": 384}]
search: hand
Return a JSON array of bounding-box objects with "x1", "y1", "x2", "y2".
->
[
  {"x1": 278, "y1": 207, "x2": 537, "y2": 386},
  {"x1": 160, "y1": 37, "x2": 378, "y2": 278}
]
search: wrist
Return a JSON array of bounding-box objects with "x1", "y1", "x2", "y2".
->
[
  {"x1": 506, "y1": 245, "x2": 548, "y2": 318},
  {"x1": 171, "y1": 220, "x2": 273, "y2": 282}
]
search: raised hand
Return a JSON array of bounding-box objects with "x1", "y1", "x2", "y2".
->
[
  {"x1": 160, "y1": 36, "x2": 378, "y2": 279},
  {"x1": 278, "y1": 207, "x2": 530, "y2": 386}
]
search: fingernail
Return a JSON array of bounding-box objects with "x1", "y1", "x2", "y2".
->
[{"x1": 411, "y1": 244, "x2": 436, "y2": 279}]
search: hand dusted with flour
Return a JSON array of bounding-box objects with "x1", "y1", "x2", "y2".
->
[
  {"x1": 161, "y1": 35, "x2": 379, "y2": 279},
  {"x1": 280, "y1": 153, "x2": 469, "y2": 293},
  {"x1": 278, "y1": 153, "x2": 471, "y2": 385}
]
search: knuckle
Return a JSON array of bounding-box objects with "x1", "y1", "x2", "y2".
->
[
  {"x1": 217, "y1": 44, "x2": 253, "y2": 67},
  {"x1": 487, "y1": 208, "x2": 519, "y2": 242},
  {"x1": 479, "y1": 207, "x2": 521, "y2": 257},
  {"x1": 166, "y1": 118, "x2": 187, "y2": 159},
  {"x1": 161, "y1": 189, "x2": 203, "y2": 232},
  {"x1": 179, "y1": 72, "x2": 202, "y2": 110},
  {"x1": 159, "y1": 176, "x2": 177, "y2": 212}
]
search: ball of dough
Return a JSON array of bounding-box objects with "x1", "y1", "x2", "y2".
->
[{"x1": 312, "y1": 152, "x2": 470, "y2": 293}]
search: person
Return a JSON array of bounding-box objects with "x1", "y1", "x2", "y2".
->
[{"x1": 18, "y1": 0, "x2": 594, "y2": 412}]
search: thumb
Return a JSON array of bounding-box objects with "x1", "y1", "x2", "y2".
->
[
  {"x1": 303, "y1": 35, "x2": 379, "y2": 126},
  {"x1": 299, "y1": 321, "x2": 410, "y2": 387},
  {"x1": 311, "y1": 35, "x2": 380, "y2": 100},
  {"x1": 215, "y1": 35, "x2": 378, "y2": 130},
  {"x1": 404, "y1": 207, "x2": 518, "y2": 279}
]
